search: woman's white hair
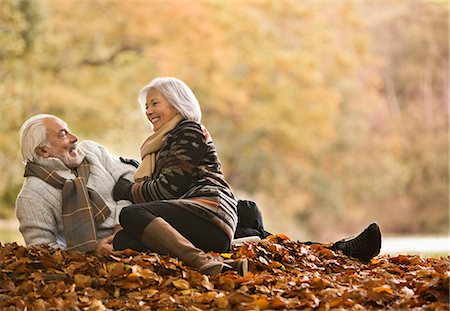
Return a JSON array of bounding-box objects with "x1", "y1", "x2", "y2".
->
[
  {"x1": 138, "y1": 77, "x2": 202, "y2": 123},
  {"x1": 19, "y1": 114, "x2": 55, "y2": 164}
]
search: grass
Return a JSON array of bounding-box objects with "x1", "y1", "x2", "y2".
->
[{"x1": 0, "y1": 228, "x2": 24, "y2": 245}]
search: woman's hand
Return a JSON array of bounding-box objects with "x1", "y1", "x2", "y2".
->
[{"x1": 113, "y1": 177, "x2": 133, "y2": 201}]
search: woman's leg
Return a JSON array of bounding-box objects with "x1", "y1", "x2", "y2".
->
[
  {"x1": 118, "y1": 201, "x2": 230, "y2": 253},
  {"x1": 113, "y1": 201, "x2": 243, "y2": 275},
  {"x1": 112, "y1": 230, "x2": 148, "y2": 252}
]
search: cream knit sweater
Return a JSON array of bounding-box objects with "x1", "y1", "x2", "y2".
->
[{"x1": 15, "y1": 141, "x2": 136, "y2": 249}]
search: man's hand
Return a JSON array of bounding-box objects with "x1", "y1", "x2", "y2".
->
[
  {"x1": 96, "y1": 235, "x2": 114, "y2": 255},
  {"x1": 113, "y1": 177, "x2": 133, "y2": 201},
  {"x1": 113, "y1": 224, "x2": 123, "y2": 234}
]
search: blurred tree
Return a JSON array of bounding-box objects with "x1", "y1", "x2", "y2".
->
[
  {"x1": 305, "y1": 2, "x2": 449, "y2": 239},
  {"x1": 0, "y1": 0, "x2": 447, "y2": 240},
  {"x1": 0, "y1": 0, "x2": 45, "y2": 217},
  {"x1": 368, "y1": 2, "x2": 449, "y2": 234}
]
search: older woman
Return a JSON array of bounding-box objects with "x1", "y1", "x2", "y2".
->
[{"x1": 112, "y1": 77, "x2": 243, "y2": 275}]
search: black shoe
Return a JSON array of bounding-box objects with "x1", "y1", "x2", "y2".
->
[
  {"x1": 332, "y1": 223, "x2": 382, "y2": 262},
  {"x1": 222, "y1": 258, "x2": 249, "y2": 276}
]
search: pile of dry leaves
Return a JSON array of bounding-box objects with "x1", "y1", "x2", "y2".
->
[{"x1": 0, "y1": 235, "x2": 448, "y2": 310}]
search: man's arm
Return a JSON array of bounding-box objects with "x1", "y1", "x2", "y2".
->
[
  {"x1": 16, "y1": 194, "x2": 65, "y2": 249},
  {"x1": 79, "y1": 141, "x2": 137, "y2": 225},
  {"x1": 82, "y1": 141, "x2": 137, "y2": 182}
]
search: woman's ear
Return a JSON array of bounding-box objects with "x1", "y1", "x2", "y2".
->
[{"x1": 35, "y1": 145, "x2": 50, "y2": 158}]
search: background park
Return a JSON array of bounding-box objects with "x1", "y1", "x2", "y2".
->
[
  {"x1": 1, "y1": 0, "x2": 448, "y2": 253},
  {"x1": 0, "y1": 1, "x2": 449, "y2": 309}
]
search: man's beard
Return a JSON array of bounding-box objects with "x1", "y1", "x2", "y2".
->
[{"x1": 59, "y1": 151, "x2": 84, "y2": 168}]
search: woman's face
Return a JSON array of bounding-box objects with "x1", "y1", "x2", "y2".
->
[{"x1": 145, "y1": 88, "x2": 179, "y2": 131}]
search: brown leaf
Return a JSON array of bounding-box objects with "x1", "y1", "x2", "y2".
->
[
  {"x1": 214, "y1": 296, "x2": 229, "y2": 309},
  {"x1": 89, "y1": 299, "x2": 108, "y2": 311},
  {"x1": 0, "y1": 240, "x2": 448, "y2": 310},
  {"x1": 192, "y1": 291, "x2": 217, "y2": 303},
  {"x1": 227, "y1": 292, "x2": 253, "y2": 305},
  {"x1": 172, "y1": 278, "x2": 190, "y2": 290},
  {"x1": 74, "y1": 274, "x2": 92, "y2": 288}
]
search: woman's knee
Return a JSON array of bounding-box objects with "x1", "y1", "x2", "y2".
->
[
  {"x1": 119, "y1": 204, "x2": 158, "y2": 232},
  {"x1": 119, "y1": 205, "x2": 134, "y2": 229}
]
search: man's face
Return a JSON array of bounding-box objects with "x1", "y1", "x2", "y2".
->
[{"x1": 40, "y1": 117, "x2": 83, "y2": 168}]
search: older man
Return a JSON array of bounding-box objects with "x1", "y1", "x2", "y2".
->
[{"x1": 15, "y1": 114, "x2": 136, "y2": 253}]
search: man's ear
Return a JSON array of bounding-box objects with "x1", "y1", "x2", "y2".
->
[{"x1": 35, "y1": 145, "x2": 50, "y2": 158}]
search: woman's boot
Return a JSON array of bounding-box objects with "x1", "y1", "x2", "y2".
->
[{"x1": 140, "y1": 217, "x2": 247, "y2": 275}]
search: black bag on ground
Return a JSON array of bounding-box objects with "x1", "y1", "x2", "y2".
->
[{"x1": 234, "y1": 200, "x2": 272, "y2": 239}]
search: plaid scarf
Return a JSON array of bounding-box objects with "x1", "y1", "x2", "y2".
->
[{"x1": 24, "y1": 159, "x2": 111, "y2": 252}]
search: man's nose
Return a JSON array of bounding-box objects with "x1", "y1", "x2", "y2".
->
[{"x1": 69, "y1": 132, "x2": 78, "y2": 142}]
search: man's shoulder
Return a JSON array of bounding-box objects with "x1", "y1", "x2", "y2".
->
[
  {"x1": 78, "y1": 140, "x2": 102, "y2": 153},
  {"x1": 79, "y1": 140, "x2": 127, "y2": 173},
  {"x1": 17, "y1": 176, "x2": 53, "y2": 201},
  {"x1": 78, "y1": 140, "x2": 111, "y2": 160}
]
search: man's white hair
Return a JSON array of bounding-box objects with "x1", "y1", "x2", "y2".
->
[
  {"x1": 138, "y1": 77, "x2": 202, "y2": 123},
  {"x1": 19, "y1": 114, "x2": 56, "y2": 164}
]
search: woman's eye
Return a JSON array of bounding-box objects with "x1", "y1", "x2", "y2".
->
[{"x1": 145, "y1": 102, "x2": 158, "y2": 109}]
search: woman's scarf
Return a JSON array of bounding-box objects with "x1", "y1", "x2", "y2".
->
[{"x1": 134, "y1": 114, "x2": 184, "y2": 182}]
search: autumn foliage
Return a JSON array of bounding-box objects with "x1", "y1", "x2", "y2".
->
[
  {"x1": 1, "y1": 1, "x2": 448, "y2": 240},
  {"x1": 1, "y1": 236, "x2": 448, "y2": 310}
]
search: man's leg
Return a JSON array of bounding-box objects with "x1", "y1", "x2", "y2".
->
[
  {"x1": 300, "y1": 223, "x2": 382, "y2": 262},
  {"x1": 331, "y1": 223, "x2": 382, "y2": 262}
]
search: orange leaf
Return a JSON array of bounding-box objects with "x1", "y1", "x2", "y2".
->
[
  {"x1": 373, "y1": 285, "x2": 393, "y2": 294},
  {"x1": 370, "y1": 258, "x2": 381, "y2": 265},
  {"x1": 253, "y1": 297, "x2": 270, "y2": 309},
  {"x1": 270, "y1": 296, "x2": 288, "y2": 309}
]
